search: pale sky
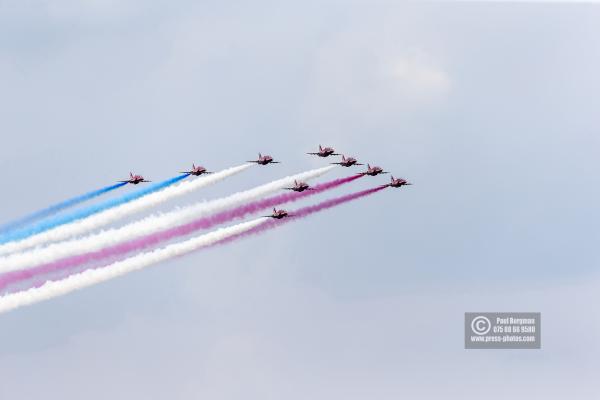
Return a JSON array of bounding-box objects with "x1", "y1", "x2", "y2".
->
[{"x1": 0, "y1": 1, "x2": 599, "y2": 399}]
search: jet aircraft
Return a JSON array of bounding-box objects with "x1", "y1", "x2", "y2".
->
[
  {"x1": 331, "y1": 155, "x2": 363, "y2": 167},
  {"x1": 264, "y1": 208, "x2": 290, "y2": 219},
  {"x1": 385, "y1": 176, "x2": 411, "y2": 188},
  {"x1": 248, "y1": 153, "x2": 280, "y2": 165},
  {"x1": 360, "y1": 164, "x2": 388, "y2": 176},
  {"x1": 119, "y1": 172, "x2": 150, "y2": 185},
  {"x1": 307, "y1": 145, "x2": 339, "y2": 157},
  {"x1": 180, "y1": 164, "x2": 212, "y2": 176},
  {"x1": 284, "y1": 180, "x2": 312, "y2": 192}
]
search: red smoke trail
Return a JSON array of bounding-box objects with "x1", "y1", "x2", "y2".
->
[
  {"x1": 216, "y1": 185, "x2": 387, "y2": 247},
  {"x1": 0, "y1": 175, "x2": 363, "y2": 292}
]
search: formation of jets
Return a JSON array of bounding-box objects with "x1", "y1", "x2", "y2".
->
[
  {"x1": 120, "y1": 144, "x2": 410, "y2": 221},
  {"x1": 266, "y1": 145, "x2": 410, "y2": 219}
]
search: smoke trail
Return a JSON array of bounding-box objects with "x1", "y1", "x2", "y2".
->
[
  {"x1": 0, "y1": 164, "x2": 253, "y2": 255},
  {"x1": 0, "y1": 186, "x2": 386, "y2": 313},
  {"x1": 0, "y1": 182, "x2": 127, "y2": 234},
  {"x1": 0, "y1": 175, "x2": 189, "y2": 245},
  {"x1": 0, "y1": 219, "x2": 266, "y2": 314},
  {"x1": 216, "y1": 186, "x2": 387, "y2": 246},
  {"x1": 0, "y1": 166, "x2": 336, "y2": 272},
  {"x1": 0, "y1": 172, "x2": 358, "y2": 288}
]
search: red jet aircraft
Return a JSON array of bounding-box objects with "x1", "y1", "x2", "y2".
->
[
  {"x1": 248, "y1": 153, "x2": 280, "y2": 165},
  {"x1": 307, "y1": 145, "x2": 339, "y2": 157},
  {"x1": 331, "y1": 155, "x2": 363, "y2": 167},
  {"x1": 360, "y1": 164, "x2": 388, "y2": 176},
  {"x1": 284, "y1": 180, "x2": 313, "y2": 192},
  {"x1": 264, "y1": 208, "x2": 290, "y2": 219},
  {"x1": 119, "y1": 172, "x2": 151, "y2": 185},
  {"x1": 385, "y1": 176, "x2": 412, "y2": 188},
  {"x1": 180, "y1": 164, "x2": 212, "y2": 176}
]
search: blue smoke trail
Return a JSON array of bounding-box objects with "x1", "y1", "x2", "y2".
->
[
  {"x1": 0, "y1": 174, "x2": 189, "y2": 245},
  {"x1": 0, "y1": 182, "x2": 128, "y2": 235}
]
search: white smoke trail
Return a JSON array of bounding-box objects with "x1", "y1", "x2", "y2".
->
[
  {"x1": 0, "y1": 218, "x2": 265, "y2": 314},
  {"x1": 0, "y1": 166, "x2": 335, "y2": 273},
  {"x1": 0, "y1": 164, "x2": 253, "y2": 257}
]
